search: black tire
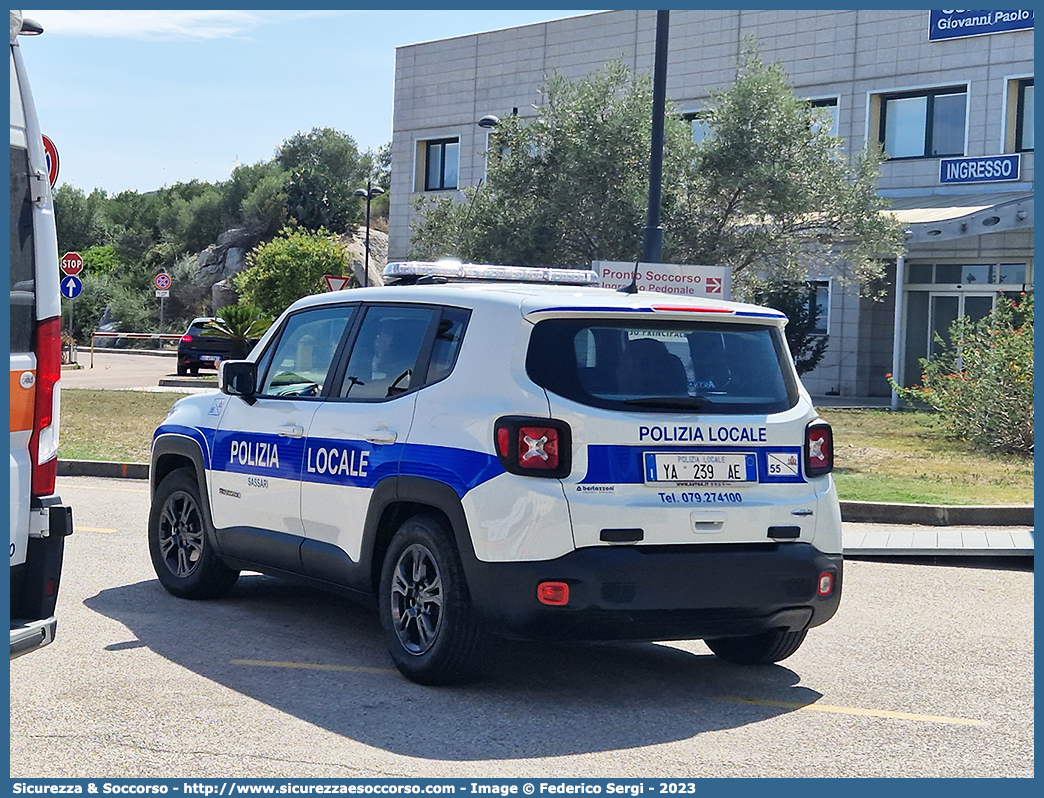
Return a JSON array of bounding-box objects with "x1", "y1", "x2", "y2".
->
[
  {"x1": 378, "y1": 515, "x2": 488, "y2": 685},
  {"x1": 148, "y1": 468, "x2": 239, "y2": 599},
  {"x1": 176, "y1": 363, "x2": 188, "y2": 376},
  {"x1": 705, "y1": 628, "x2": 807, "y2": 665},
  {"x1": 188, "y1": 365, "x2": 199, "y2": 376}
]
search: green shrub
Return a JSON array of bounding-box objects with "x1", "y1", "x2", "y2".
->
[
  {"x1": 891, "y1": 293, "x2": 1033, "y2": 455},
  {"x1": 235, "y1": 227, "x2": 348, "y2": 317}
]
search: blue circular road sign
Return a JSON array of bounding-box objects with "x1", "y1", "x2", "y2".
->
[{"x1": 61, "y1": 274, "x2": 83, "y2": 299}]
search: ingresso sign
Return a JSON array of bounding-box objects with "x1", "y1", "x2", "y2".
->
[
  {"x1": 939, "y1": 154, "x2": 1021, "y2": 184},
  {"x1": 928, "y1": 10, "x2": 1033, "y2": 41}
]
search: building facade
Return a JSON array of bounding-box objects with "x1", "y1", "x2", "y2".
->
[{"x1": 389, "y1": 9, "x2": 1034, "y2": 397}]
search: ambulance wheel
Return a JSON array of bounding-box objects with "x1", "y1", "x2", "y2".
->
[
  {"x1": 379, "y1": 515, "x2": 488, "y2": 685},
  {"x1": 705, "y1": 628, "x2": 808, "y2": 665},
  {"x1": 148, "y1": 468, "x2": 239, "y2": 599}
]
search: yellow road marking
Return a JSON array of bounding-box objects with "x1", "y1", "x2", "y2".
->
[
  {"x1": 721, "y1": 696, "x2": 985, "y2": 726},
  {"x1": 232, "y1": 659, "x2": 397, "y2": 675},
  {"x1": 77, "y1": 525, "x2": 118, "y2": 534}
]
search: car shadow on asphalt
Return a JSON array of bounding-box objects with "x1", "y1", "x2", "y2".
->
[{"x1": 85, "y1": 574, "x2": 822, "y2": 761}]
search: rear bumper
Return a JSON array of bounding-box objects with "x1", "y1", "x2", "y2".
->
[
  {"x1": 464, "y1": 542, "x2": 842, "y2": 641},
  {"x1": 9, "y1": 499, "x2": 72, "y2": 659},
  {"x1": 10, "y1": 616, "x2": 57, "y2": 659}
]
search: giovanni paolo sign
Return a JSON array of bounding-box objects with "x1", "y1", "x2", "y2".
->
[
  {"x1": 928, "y1": 10, "x2": 1033, "y2": 41},
  {"x1": 594, "y1": 261, "x2": 732, "y2": 300}
]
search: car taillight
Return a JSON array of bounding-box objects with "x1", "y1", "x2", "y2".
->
[
  {"x1": 805, "y1": 421, "x2": 833, "y2": 478},
  {"x1": 30, "y1": 316, "x2": 62, "y2": 496},
  {"x1": 180, "y1": 334, "x2": 193, "y2": 344},
  {"x1": 494, "y1": 416, "x2": 571, "y2": 479}
]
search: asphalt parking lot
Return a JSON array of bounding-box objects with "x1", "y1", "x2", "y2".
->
[{"x1": 9, "y1": 476, "x2": 1034, "y2": 779}]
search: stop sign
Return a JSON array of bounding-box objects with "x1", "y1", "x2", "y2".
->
[{"x1": 61, "y1": 251, "x2": 84, "y2": 276}]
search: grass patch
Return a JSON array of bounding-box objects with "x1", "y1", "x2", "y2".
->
[
  {"x1": 60, "y1": 389, "x2": 191, "y2": 464},
  {"x1": 819, "y1": 408, "x2": 1033, "y2": 505},
  {"x1": 58, "y1": 391, "x2": 1033, "y2": 506}
]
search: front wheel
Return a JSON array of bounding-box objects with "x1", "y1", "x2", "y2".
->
[
  {"x1": 148, "y1": 468, "x2": 239, "y2": 599},
  {"x1": 705, "y1": 628, "x2": 808, "y2": 665},
  {"x1": 379, "y1": 515, "x2": 488, "y2": 685}
]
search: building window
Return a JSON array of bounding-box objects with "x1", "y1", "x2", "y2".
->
[
  {"x1": 424, "y1": 138, "x2": 459, "y2": 191},
  {"x1": 809, "y1": 281, "x2": 830, "y2": 335},
  {"x1": 905, "y1": 262, "x2": 1031, "y2": 287},
  {"x1": 685, "y1": 111, "x2": 711, "y2": 146},
  {"x1": 809, "y1": 97, "x2": 839, "y2": 137},
  {"x1": 878, "y1": 87, "x2": 966, "y2": 159},
  {"x1": 1016, "y1": 78, "x2": 1034, "y2": 152}
]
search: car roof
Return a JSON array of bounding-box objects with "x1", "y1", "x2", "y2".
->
[{"x1": 283, "y1": 283, "x2": 788, "y2": 325}]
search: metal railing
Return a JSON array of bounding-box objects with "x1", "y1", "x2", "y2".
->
[{"x1": 89, "y1": 332, "x2": 183, "y2": 368}]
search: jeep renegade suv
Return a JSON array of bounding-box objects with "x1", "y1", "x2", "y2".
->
[{"x1": 149, "y1": 261, "x2": 841, "y2": 685}]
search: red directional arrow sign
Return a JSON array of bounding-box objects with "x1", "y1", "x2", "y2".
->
[{"x1": 61, "y1": 251, "x2": 84, "y2": 276}]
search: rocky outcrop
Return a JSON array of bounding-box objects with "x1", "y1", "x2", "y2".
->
[
  {"x1": 193, "y1": 224, "x2": 266, "y2": 289},
  {"x1": 337, "y1": 226, "x2": 389, "y2": 288}
]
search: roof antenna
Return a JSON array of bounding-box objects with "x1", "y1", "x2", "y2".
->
[{"x1": 618, "y1": 258, "x2": 640, "y2": 294}]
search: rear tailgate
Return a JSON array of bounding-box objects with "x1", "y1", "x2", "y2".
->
[{"x1": 522, "y1": 302, "x2": 831, "y2": 548}]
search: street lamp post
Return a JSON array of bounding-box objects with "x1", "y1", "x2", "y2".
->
[{"x1": 353, "y1": 181, "x2": 385, "y2": 288}]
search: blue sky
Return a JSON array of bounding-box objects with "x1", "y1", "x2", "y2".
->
[{"x1": 19, "y1": 9, "x2": 598, "y2": 195}]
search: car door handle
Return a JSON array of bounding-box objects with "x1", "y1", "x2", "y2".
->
[
  {"x1": 277, "y1": 424, "x2": 305, "y2": 438},
  {"x1": 363, "y1": 427, "x2": 397, "y2": 445}
]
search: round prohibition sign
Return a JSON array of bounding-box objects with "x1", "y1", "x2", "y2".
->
[{"x1": 154, "y1": 273, "x2": 172, "y2": 290}]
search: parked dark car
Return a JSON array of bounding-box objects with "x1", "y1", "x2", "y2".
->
[{"x1": 176, "y1": 317, "x2": 244, "y2": 376}]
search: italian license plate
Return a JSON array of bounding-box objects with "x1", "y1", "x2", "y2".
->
[
  {"x1": 200, "y1": 355, "x2": 220, "y2": 362},
  {"x1": 643, "y1": 452, "x2": 757, "y2": 484}
]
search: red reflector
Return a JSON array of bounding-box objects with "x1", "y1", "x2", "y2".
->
[
  {"x1": 817, "y1": 572, "x2": 834, "y2": 597},
  {"x1": 537, "y1": 581, "x2": 569, "y2": 606},
  {"x1": 496, "y1": 427, "x2": 510, "y2": 458},
  {"x1": 518, "y1": 426, "x2": 559, "y2": 470},
  {"x1": 651, "y1": 305, "x2": 733, "y2": 313},
  {"x1": 180, "y1": 334, "x2": 193, "y2": 343},
  {"x1": 45, "y1": 578, "x2": 57, "y2": 598}
]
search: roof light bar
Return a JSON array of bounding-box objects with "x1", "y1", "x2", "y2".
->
[{"x1": 384, "y1": 260, "x2": 599, "y2": 286}]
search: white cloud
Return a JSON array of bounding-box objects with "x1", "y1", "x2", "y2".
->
[{"x1": 21, "y1": 10, "x2": 295, "y2": 40}]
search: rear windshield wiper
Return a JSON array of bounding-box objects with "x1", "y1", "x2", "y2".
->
[{"x1": 622, "y1": 396, "x2": 709, "y2": 409}]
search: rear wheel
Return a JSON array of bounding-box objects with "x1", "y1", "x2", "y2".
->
[
  {"x1": 705, "y1": 628, "x2": 808, "y2": 665},
  {"x1": 148, "y1": 468, "x2": 239, "y2": 599},
  {"x1": 176, "y1": 362, "x2": 188, "y2": 376},
  {"x1": 379, "y1": 515, "x2": 488, "y2": 685},
  {"x1": 188, "y1": 365, "x2": 199, "y2": 376}
]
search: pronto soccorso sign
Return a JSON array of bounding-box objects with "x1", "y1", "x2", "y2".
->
[{"x1": 928, "y1": 10, "x2": 1033, "y2": 41}]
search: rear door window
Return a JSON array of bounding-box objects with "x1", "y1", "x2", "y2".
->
[{"x1": 527, "y1": 319, "x2": 798, "y2": 414}]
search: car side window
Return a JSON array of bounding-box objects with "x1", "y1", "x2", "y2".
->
[
  {"x1": 341, "y1": 305, "x2": 435, "y2": 399},
  {"x1": 258, "y1": 306, "x2": 354, "y2": 398},
  {"x1": 424, "y1": 307, "x2": 470, "y2": 385}
]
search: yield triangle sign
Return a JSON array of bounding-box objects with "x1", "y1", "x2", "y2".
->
[{"x1": 323, "y1": 274, "x2": 351, "y2": 292}]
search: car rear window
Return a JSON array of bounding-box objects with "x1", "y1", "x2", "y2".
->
[
  {"x1": 187, "y1": 321, "x2": 221, "y2": 339},
  {"x1": 526, "y1": 318, "x2": 798, "y2": 415}
]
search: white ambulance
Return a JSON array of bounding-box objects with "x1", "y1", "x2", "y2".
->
[
  {"x1": 10, "y1": 10, "x2": 73, "y2": 658},
  {"x1": 150, "y1": 261, "x2": 841, "y2": 685}
]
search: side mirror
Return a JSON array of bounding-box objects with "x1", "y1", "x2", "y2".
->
[{"x1": 219, "y1": 360, "x2": 257, "y2": 404}]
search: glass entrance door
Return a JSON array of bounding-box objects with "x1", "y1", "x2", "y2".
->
[{"x1": 903, "y1": 292, "x2": 995, "y2": 385}]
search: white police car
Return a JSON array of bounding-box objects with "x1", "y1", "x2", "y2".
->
[{"x1": 149, "y1": 261, "x2": 842, "y2": 685}]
